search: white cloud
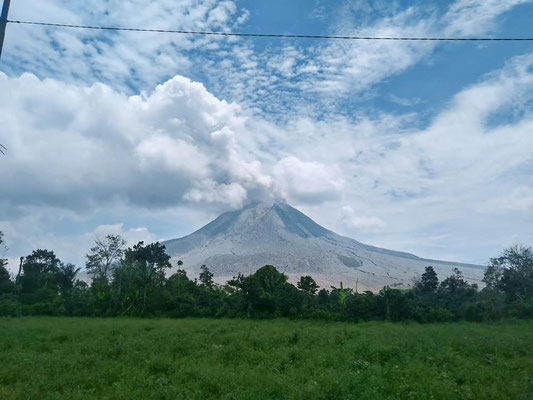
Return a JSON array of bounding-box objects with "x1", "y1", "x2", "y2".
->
[
  {"x1": 3, "y1": 0, "x2": 529, "y2": 117},
  {"x1": 193, "y1": 0, "x2": 532, "y2": 117},
  {"x1": 90, "y1": 223, "x2": 155, "y2": 247},
  {"x1": 136, "y1": 135, "x2": 210, "y2": 177},
  {"x1": 304, "y1": 8, "x2": 436, "y2": 96},
  {"x1": 389, "y1": 94, "x2": 423, "y2": 107},
  {"x1": 273, "y1": 157, "x2": 344, "y2": 203},
  {"x1": 341, "y1": 206, "x2": 386, "y2": 233},
  {"x1": 480, "y1": 186, "x2": 533, "y2": 213},
  {"x1": 0, "y1": 72, "x2": 271, "y2": 211},
  {"x1": 1, "y1": 0, "x2": 532, "y2": 269},
  {"x1": 1, "y1": 52, "x2": 532, "y2": 267},
  {"x1": 445, "y1": 0, "x2": 533, "y2": 36},
  {"x1": 268, "y1": 52, "x2": 533, "y2": 261},
  {"x1": 184, "y1": 181, "x2": 248, "y2": 208},
  {"x1": 3, "y1": 0, "x2": 249, "y2": 91}
]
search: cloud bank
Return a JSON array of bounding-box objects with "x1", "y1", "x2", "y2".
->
[
  {"x1": 1, "y1": 50, "x2": 533, "y2": 266},
  {"x1": 1, "y1": 0, "x2": 532, "y2": 270}
]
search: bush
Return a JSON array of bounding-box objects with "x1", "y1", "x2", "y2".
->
[
  {"x1": 507, "y1": 298, "x2": 533, "y2": 319},
  {"x1": 410, "y1": 305, "x2": 454, "y2": 322},
  {"x1": 0, "y1": 298, "x2": 22, "y2": 316},
  {"x1": 22, "y1": 301, "x2": 63, "y2": 316}
]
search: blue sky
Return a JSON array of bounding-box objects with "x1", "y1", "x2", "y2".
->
[{"x1": 1, "y1": 0, "x2": 533, "y2": 270}]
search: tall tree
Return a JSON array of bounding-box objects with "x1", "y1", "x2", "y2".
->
[
  {"x1": 484, "y1": 245, "x2": 533, "y2": 302},
  {"x1": 228, "y1": 266, "x2": 289, "y2": 317},
  {"x1": 253, "y1": 265, "x2": 288, "y2": 293},
  {"x1": 275, "y1": 282, "x2": 304, "y2": 316},
  {"x1": 297, "y1": 275, "x2": 319, "y2": 296},
  {"x1": 113, "y1": 241, "x2": 172, "y2": 314},
  {"x1": 415, "y1": 266, "x2": 439, "y2": 295},
  {"x1": 20, "y1": 249, "x2": 60, "y2": 292},
  {"x1": 56, "y1": 263, "x2": 81, "y2": 294},
  {"x1": 199, "y1": 265, "x2": 214, "y2": 288},
  {"x1": 317, "y1": 288, "x2": 329, "y2": 306},
  {"x1": 86, "y1": 235, "x2": 126, "y2": 282},
  {"x1": 0, "y1": 265, "x2": 14, "y2": 294},
  {"x1": 439, "y1": 268, "x2": 470, "y2": 295}
]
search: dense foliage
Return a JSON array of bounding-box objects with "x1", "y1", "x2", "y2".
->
[
  {"x1": 1, "y1": 318, "x2": 532, "y2": 399},
  {"x1": 0, "y1": 231, "x2": 532, "y2": 322}
]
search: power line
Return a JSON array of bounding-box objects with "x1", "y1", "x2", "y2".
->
[{"x1": 7, "y1": 19, "x2": 533, "y2": 41}]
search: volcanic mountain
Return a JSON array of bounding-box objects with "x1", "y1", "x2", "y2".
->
[{"x1": 162, "y1": 201, "x2": 484, "y2": 291}]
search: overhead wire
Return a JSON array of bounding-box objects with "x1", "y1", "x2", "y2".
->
[{"x1": 7, "y1": 20, "x2": 533, "y2": 41}]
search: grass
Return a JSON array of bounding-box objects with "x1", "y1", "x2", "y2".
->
[{"x1": 0, "y1": 318, "x2": 532, "y2": 399}]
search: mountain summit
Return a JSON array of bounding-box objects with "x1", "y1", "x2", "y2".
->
[{"x1": 163, "y1": 202, "x2": 483, "y2": 291}]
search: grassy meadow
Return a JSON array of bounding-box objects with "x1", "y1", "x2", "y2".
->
[{"x1": 0, "y1": 318, "x2": 532, "y2": 399}]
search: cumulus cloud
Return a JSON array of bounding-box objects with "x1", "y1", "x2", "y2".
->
[
  {"x1": 1, "y1": 0, "x2": 532, "y2": 269},
  {"x1": 273, "y1": 157, "x2": 344, "y2": 203},
  {"x1": 2, "y1": 50, "x2": 533, "y2": 267},
  {"x1": 0, "y1": 72, "x2": 271, "y2": 211},
  {"x1": 261, "y1": 52, "x2": 533, "y2": 261}
]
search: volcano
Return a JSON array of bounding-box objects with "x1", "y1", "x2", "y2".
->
[{"x1": 162, "y1": 201, "x2": 484, "y2": 291}]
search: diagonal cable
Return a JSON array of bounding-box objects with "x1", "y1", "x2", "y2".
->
[{"x1": 7, "y1": 20, "x2": 533, "y2": 41}]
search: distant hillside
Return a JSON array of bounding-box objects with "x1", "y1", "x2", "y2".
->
[{"x1": 163, "y1": 201, "x2": 484, "y2": 291}]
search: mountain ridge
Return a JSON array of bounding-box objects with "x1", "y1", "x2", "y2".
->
[{"x1": 163, "y1": 201, "x2": 484, "y2": 291}]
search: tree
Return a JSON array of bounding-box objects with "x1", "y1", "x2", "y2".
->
[
  {"x1": 275, "y1": 282, "x2": 304, "y2": 316},
  {"x1": 439, "y1": 268, "x2": 476, "y2": 295},
  {"x1": 345, "y1": 291, "x2": 378, "y2": 320},
  {"x1": 164, "y1": 269, "x2": 197, "y2": 317},
  {"x1": 20, "y1": 249, "x2": 61, "y2": 293},
  {"x1": 253, "y1": 265, "x2": 288, "y2": 293},
  {"x1": 199, "y1": 265, "x2": 214, "y2": 288},
  {"x1": 56, "y1": 263, "x2": 81, "y2": 294},
  {"x1": 86, "y1": 235, "x2": 125, "y2": 282},
  {"x1": 113, "y1": 241, "x2": 172, "y2": 314},
  {"x1": 228, "y1": 273, "x2": 268, "y2": 316},
  {"x1": 484, "y1": 245, "x2": 533, "y2": 303},
  {"x1": 415, "y1": 266, "x2": 439, "y2": 295},
  {"x1": 0, "y1": 265, "x2": 14, "y2": 295},
  {"x1": 317, "y1": 288, "x2": 329, "y2": 306},
  {"x1": 378, "y1": 286, "x2": 408, "y2": 321},
  {"x1": 0, "y1": 231, "x2": 7, "y2": 270},
  {"x1": 0, "y1": 233, "x2": 13, "y2": 296},
  {"x1": 123, "y1": 241, "x2": 171, "y2": 273},
  {"x1": 228, "y1": 266, "x2": 289, "y2": 317},
  {"x1": 297, "y1": 275, "x2": 319, "y2": 296},
  {"x1": 437, "y1": 268, "x2": 478, "y2": 318}
]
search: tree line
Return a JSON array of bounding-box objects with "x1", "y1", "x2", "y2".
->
[{"x1": 0, "y1": 231, "x2": 532, "y2": 321}]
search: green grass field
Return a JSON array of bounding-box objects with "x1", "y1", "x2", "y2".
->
[{"x1": 0, "y1": 318, "x2": 532, "y2": 399}]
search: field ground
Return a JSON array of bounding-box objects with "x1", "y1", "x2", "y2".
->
[{"x1": 0, "y1": 318, "x2": 532, "y2": 399}]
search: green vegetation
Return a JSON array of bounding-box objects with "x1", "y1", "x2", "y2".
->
[
  {"x1": 1, "y1": 232, "x2": 532, "y2": 398},
  {"x1": 1, "y1": 317, "x2": 532, "y2": 399},
  {"x1": 1, "y1": 231, "x2": 533, "y2": 321}
]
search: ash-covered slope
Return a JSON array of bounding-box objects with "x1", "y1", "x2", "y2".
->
[{"x1": 163, "y1": 202, "x2": 484, "y2": 291}]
